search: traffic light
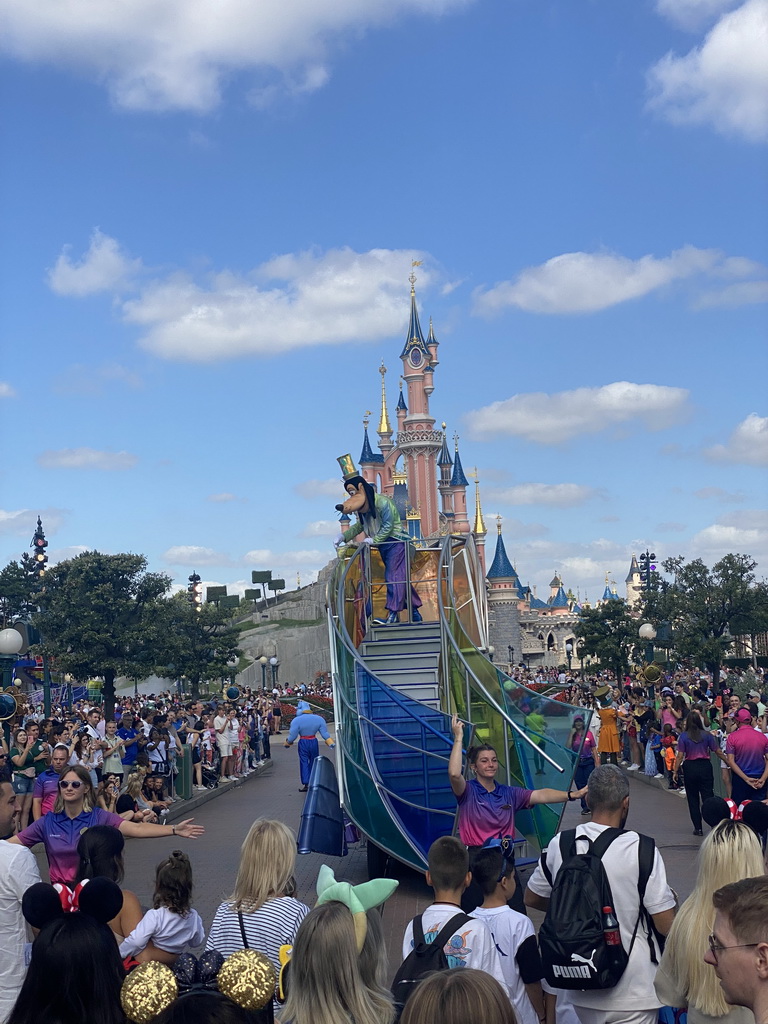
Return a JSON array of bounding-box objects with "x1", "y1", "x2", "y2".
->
[
  {"x1": 187, "y1": 572, "x2": 203, "y2": 613},
  {"x1": 32, "y1": 524, "x2": 48, "y2": 579},
  {"x1": 638, "y1": 551, "x2": 657, "y2": 591}
]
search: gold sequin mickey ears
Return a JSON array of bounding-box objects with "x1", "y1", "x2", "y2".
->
[
  {"x1": 121, "y1": 951, "x2": 276, "y2": 1022},
  {"x1": 121, "y1": 962, "x2": 177, "y2": 1024},
  {"x1": 218, "y1": 949, "x2": 276, "y2": 1010}
]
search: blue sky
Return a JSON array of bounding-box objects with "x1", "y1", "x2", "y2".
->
[{"x1": 0, "y1": 0, "x2": 766, "y2": 604}]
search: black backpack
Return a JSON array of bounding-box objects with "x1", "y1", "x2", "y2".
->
[
  {"x1": 538, "y1": 827, "x2": 657, "y2": 991},
  {"x1": 391, "y1": 911, "x2": 472, "y2": 1019}
]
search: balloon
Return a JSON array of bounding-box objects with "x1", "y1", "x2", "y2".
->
[{"x1": 226, "y1": 686, "x2": 240, "y2": 700}]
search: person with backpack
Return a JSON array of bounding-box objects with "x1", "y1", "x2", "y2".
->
[
  {"x1": 525, "y1": 764, "x2": 677, "y2": 1024},
  {"x1": 395, "y1": 836, "x2": 507, "y2": 1018}
]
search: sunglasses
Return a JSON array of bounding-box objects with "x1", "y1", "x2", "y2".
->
[
  {"x1": 59, "y1": 780, "x2": 83, "y2": 790},
  {"x1": 708, "y1": 933, "x2": 759, "y2": 964}
]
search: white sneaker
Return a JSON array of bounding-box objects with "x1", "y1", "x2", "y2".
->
[
  {"x1": 194, "y1": 785, "x2": 206, "y2": 791},
  {"x1": 653, "y1": 773, "x2": 664, "y2": 779},
  {"x1": 627, "y1": 764, "x2": 640, "y2": 771},
  {"x1": 678, "y1": 789, "x2": 687, "y2": 797},
  {"x1": 620, "y1": 760, "x2": 630, "y2": 766},
  {"x1": 256, "y1": 760, "x2": 265, "y2": 767}
]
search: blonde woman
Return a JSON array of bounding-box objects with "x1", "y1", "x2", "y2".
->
[
  {"x1": 282, "y1": 900, "x2": 394, "y2": 1024},
  {"x1": 206, "y1": 818, "x2": 309, "y2": 1008},
  {"x1": 654, "y1": 819, "x2": 765, "y2": 1024}
]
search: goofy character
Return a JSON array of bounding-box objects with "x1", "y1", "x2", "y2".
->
[
  {"x1": 334, "y1": 455, "x2": 422, "y2": 626},
  {"x1": 285, "y1": 700, "x2": 336, "y2": 792}
]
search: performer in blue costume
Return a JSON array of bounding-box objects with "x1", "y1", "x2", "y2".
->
[{"x1": 285, "y1": 701, "x2": 336, "y2": 792}]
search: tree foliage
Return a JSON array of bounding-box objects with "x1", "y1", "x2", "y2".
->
[
  {"x1": 148, "y1": 593, "x2": 241, "y2": 698},
  {"x1": 575, "y1": 601, "x2": 639, "y2": 680},
  {"x1": 34, "y1": 551, "x2": 172, "y2": 717},
  {"x1": 640, "y1": 553, "x2": 761, "y2": 684},
  {"x1": 0, "y1": 561, "x2": 33, "y2": 628}
]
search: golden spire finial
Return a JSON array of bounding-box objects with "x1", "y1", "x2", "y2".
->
[
  {"x1": 471, "y1": 468, "x2": 486, "y2": 536},
  {"x1": 496, "y1": 514, "x2": 503, "y2": 535},
  {"x1": 409, "y1": 259, "x2": 423, "y2": 293},
  {"x1": 378, "y1": 361, "x2": 392, "y2": 435},
  {"x1": 605, "y1": 571, "x2": 609, "y2": 585},
  {"x1": 453, "y1": 431, "x2": 460, "y2": 452},
  {"x1": 363, "y1": 410, "x2": 371, "y2": 429}
]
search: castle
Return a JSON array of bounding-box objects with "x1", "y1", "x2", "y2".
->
[{"x1": 352, "y1": 275, "x2": 640, "y2": 671}]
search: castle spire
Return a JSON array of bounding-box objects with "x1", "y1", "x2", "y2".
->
[
  {"x1": 377, "y1": 360, "x2": 392, "y2": 436},
  {"x1": 470, "y1": 467, "x2": 487, "y2": 536},
  {"x1": 359, "y1": 411, "x2": 383, "y2": 464},
  {"x1": 399, "y1": 266, "x2": 430, "y2": 362},
  {"x1": 451, "y1": 432, "x2": 469, "y2": 487}
]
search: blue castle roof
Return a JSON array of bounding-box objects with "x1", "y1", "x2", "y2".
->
[
  {"x1": 396, "y1": 388, "x2": 407, "y2": 412},
  {"x1": 549, "y1": 586, "x2": 570, "y2": 609},
  {"x1": 399, "y1": 286, "x2": 431, "y2": 363},
  {"x1": 437, "y1": 432, "x2": 453, "y2": 467},
  {"x1": 360, "y1": 427, "x2": 384, "y2": 464},
  {"x1": 487, "y1": 531, "x2": 519, "y2": 582},
  {"x1": 451, "y1": 447, "x2": 469, "y2": 487}
]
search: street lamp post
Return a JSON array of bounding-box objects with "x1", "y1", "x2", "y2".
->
[
  {"x1": 269, "y1": 656, "x2": 279, "y2": 689},
  {"x1": 639, "y1": 622, "x2": 658, "y2": 699},
  {"x1": 507, "y1": 645, "x2": 514, "y2": 671},
  {"x1": 0, "y1": 628, "x2": 23, "y2": 691},
  {"x1": 259, "y1": 656, "x2": 268, "y2": 692},
  {"x1": 487, "y1": 646, "x2": 495, "y2": 663},
  {"x1": 565, "y1": 642, "x2": 573, "y2": 674}
]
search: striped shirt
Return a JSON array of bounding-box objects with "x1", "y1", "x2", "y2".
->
[{"x1": 206, "y1": 896, "x2": 309, "y2": 1009}]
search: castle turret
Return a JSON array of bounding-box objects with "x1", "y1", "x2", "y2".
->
[
  {"x1": 437, "y1": 424, "x2": 454, "y2": 521},
  {"x1": 397, "y1": 271, "x2": 442, "y2": 537},
  {"x1": 487, "y1": 516, "x2": 522, "y2": 665},
  {"x1": 450, "y1": 434, "x2": 470, "y2": 533},
  {"x1": 625, "y1": 553, "x2": 643, "y2": 608}
]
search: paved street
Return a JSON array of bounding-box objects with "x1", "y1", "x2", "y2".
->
[{"x1": 108, "y1": 742, "x2": 701, "y2": 975}]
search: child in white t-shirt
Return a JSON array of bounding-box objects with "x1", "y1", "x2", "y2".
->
[
  {"x1": 120, "y1": 850, "x2": 204, "y2": 961},
  {"x1": 470, "y1": 845, "x2": 545, "y2": 1024},
  {"x1": 401, "y1": 836, "x2": 507, "y2": 993}
]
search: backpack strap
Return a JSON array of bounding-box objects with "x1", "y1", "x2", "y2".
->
[
  {"x1": 414, "y1": 912, "x2": 472, "y2": 954},
  {"x1": 636, "y1": 832, "x2": 661, "y2": 964},
  {"x1": 587, "y1": 826, "x2": 625, "y2": 861}
]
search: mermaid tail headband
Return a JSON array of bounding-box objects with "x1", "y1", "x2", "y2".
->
[{"x1": 315, "y1": 864, "x2": 398, "y2": 951}]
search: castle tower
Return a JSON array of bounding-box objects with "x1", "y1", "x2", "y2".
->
[
  {"x1": 437, "y1": 424, "x2": 455, "y2": 524},
  {"x1": 487, "y1": 516, "x2": 523, "y2": 667},
  {"x1": 625, "y1": 554, "x2": 643, "y2": 608},
  {"x1": 359, "y1": 412, "x2": 384, "y2": 490},
  {"x1": 450, "y1": 434, "x2": 471, "y2": 533},
  {"x1": 396, "y1": 272, "x2": 442, "y2": 538}
]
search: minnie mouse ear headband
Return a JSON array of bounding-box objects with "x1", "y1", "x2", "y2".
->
[
  {"x1": 121, "y1": 950, "x2": 276, "y2": 1024},
  {"x1": 315, "y1": 864, "x2": 398, "y2": 952},
  {"x1": 23, "y1": 877, "x2": 123, "y2": 929},
  {"x1": 701, "y1": 797, "x2": 768, "y2": 836}
]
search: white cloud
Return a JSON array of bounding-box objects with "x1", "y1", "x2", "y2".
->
[
  {"x1": 295, "y1": 478, "x2": 348, "y2": 499},
  {"x1": 717, "y1": 509, "x2": 768, "y2": 529},
  {"x1": 466, "y1": 382, "x2": 690, "y2": 444},
  {"x1": 694, "y1": 486, "x2": 746, "y2": 502},
  {"x1": 656, "y1": 0, "x2": 742, "y2": 30},
  {"x1": 48, "y1": 229, "x2": 142, "y2": 296},
  {"x1": 0, "y1": 381, "x2": 15, "y2": 398},
  {"x1": 0, "y1": 0, "x2": 471, "y2": 112},
  {"x1": 0, "y1": 508, "x2": 67, "y2": 537},
  {"x1": 120, "y1": 246, "x2": 432, "y2": 361},
  {"x1": 243, "y1": 548, "x2": 329, "y2": 568},
  {"x1": 36, "y1": 447, "x2": 138, "y2": 470},
  {"x1": 473, "y1": 245, "x2": 765, "y2": 315},
  {"x1": 53, "y1": 362, "x2": 144, "y2": 396},
  {"x1": 690, "y1": 522, "x2": 767, "y2": 561},
  {"x1": 647, "y1": 0, "x2": 768, "y2": 142},
  {"x1": 207, "y1": 493, "x2": 238, "y2": 503},
  {"x1": 162, "y1": 545, "x2": 231, "y2": 566},
  {"x1": 694, "y1": 280, "x2": 768, "y2": 308},
  {"x1": 487, "y1": 483, "x2": 596, "y2": 508},
  {"x1": 300, "y1": 520, "x2": 343, "y2": 538},
  {"x1": 705, "y1": 413, "x2": 768, "y2": 466}
]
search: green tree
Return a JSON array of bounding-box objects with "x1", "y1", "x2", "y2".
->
[
  {"x1": 729, "y1": 580, "x2": 768, "y2": 669},
  {"x1": 575, "y1": 601, "x2": 639, "y2": 681},
  {"x1": 0, "y1": 560, "x2": 32, "y2": 627},
  {"x1": 152, "y1": 593, "x2": 241, "y2": 698},
  {"x1": 35, "y1": 551, "x2": 171, "y2": 717},
  {"x1": 642, "y1": 553, "x2": 759, "y2": 687}
]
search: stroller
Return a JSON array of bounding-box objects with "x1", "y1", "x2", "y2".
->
[{"x1": 201, "y1": 748, "x2": 221, "y2": 790}]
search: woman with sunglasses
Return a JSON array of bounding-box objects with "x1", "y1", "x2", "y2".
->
[{"x1": 7, "y1": 764, "x2": 204, "y2": 885}]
